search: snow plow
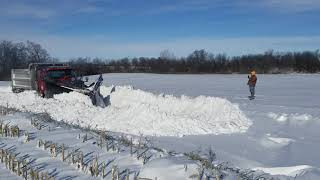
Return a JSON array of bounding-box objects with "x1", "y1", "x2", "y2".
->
[{"x1": 11, "y1": 63, "x2": 113, "y2": 107}]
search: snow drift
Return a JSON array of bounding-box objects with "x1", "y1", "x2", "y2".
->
[
  {"x1": 253, "y1": 165, "x2": 314, "y2": 177},
  {"x1": 0, "y1": 85, "x2": 251, "y2": 136}
]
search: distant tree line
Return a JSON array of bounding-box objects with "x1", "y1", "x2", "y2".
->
[
  {"x1": 70, "y1": 49, "x2": 320, "y2": 75},
  {"x1": 1, "y1": 40, "x2": 320, "y2": 80},
  {"x1": 0, "y1": 40, "x2": 54, "y2": 80}
]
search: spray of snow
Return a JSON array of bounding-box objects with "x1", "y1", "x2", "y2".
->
[{"x1": 0, "y1": 85, "x2": 251, "y2": 136}]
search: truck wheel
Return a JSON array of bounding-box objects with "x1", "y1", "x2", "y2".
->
[
  {"x1": 12, "y1": 88, "x2": 17, "y2": 93},
  {"x1": 44, "y1": 90, "x2": 53, "y2": 98},
  {"x1": 12, "y1": 88, "x2": 24, "y2": 93}
]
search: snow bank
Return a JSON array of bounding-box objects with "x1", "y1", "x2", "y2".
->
[
  {"x1": 253, "y1": 165, "x2": 313, "y2": 177},
  {"x1": 0, "y1": 85, "x2": 251, "y2": 136},
  {"x1": 0, "y1": 81, "x2": 11, "y2": 93}
]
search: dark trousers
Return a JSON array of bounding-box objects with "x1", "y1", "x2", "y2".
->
[{"x1": 249, "y1": 86, "x2": 255, "y2": 97}]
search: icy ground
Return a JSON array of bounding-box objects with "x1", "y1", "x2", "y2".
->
[{"x1": 1, "y1": 74, "x2": 320, "y2": 179}]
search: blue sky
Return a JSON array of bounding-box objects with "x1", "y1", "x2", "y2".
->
[{"x1": 0, "y1": 0, "x2": 319, "y2": 59}]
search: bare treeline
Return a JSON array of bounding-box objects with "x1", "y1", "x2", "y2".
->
[
  {"x1": 1, "y1": 40, "x2": 320, "y2": 80},
  {"x1": 71, "y1": 49, "x2": 320, "y2": 75},
  {"x1": 0, "y1": 40, "x2": 54, "y2": 79}
]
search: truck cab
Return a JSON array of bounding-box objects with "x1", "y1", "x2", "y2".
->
[{"x1": 36, "y1": 66, "x2": 75, "y2": 97}]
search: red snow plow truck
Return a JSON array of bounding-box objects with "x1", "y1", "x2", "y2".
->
[{"x1": 11, "y1": 63, "x2": 113, "y2": 107}]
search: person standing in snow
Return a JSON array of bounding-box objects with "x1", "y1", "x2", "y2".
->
[{"x1": 247, "y1": 70, "x2": 257, "y2": 99}]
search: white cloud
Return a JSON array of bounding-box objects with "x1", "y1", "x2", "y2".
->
[
  {"x1": 0, "y1": 3, "x2": 56, "y2": 19},
  {"x1": 0, "y1": 31, "x2": 319, "y2": 59},
  {"x1": 247, "y1": 0, "x2": 320, "y2": 13},
  {"x1": 0, "y1": 1, "x2": 109, "y2": 20},
  {"x1": 144, "y1": 0, "x2": 320, "y2": 14},
  {"x1": 142, "y1": 0, "x2": 228, "y2": 15},
  {"x1": 75, "y1": 6, "x2": 104, "y2": 14},
  {"x1": 1, "y1": 0, "x2": 319, "y2": 21}
]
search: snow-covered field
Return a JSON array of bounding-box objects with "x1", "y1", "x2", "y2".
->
[
  {"x1": 92, "y1": 73, "x2": 320, "y2": 178},
  {"x1": 1, "y1": 73, "x2": 320, "y2": 179}
]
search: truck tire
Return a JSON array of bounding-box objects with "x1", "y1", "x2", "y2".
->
[
  {"x1": 12, "y1": 88, "x2": 24, "y2": 93},
  {"x1": 44, "y1": 90, "x2": 53, "y2": 98},
  {"x1": 12, "y1": 81, "x2": 24, "y2": 93}
]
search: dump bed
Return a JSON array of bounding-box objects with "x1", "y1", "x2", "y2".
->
[{"x1": 11, "y1": 69, "x2": 32, "y2": 91}]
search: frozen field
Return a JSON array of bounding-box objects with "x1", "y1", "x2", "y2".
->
[
  {"x1": 93, "y1": 73, "x2": 320, "y2": 177},
  {"x1": 1, "y1": 73, "x2": 320, "y2": 179}
]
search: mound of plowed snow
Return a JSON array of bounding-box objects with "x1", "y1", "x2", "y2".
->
[{"x1": 0, "y1": 86, "x2": 251, "y2": 136}]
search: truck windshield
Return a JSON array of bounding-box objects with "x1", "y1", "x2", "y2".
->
[{"x1": 47, "y1": 69, "x2": 72, "y2": 79}]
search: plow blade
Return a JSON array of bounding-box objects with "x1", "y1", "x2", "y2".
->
[
  {"x1": 58, "y1": 74, "x2": 114, "y2": 108},
  {"x1": 88, "y1": 75, "x2": 115, "y2": 108}
]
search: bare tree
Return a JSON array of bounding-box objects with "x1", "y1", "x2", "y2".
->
[
  {"x1": 0, "y1": 40, "x2": 51, "y2": 80},
  {"x1": 26, "y1": 41, "x2": 50, "y2": 63},
  {"x1": 160, "y1": 49, "x2": 176, "y2": 60}
]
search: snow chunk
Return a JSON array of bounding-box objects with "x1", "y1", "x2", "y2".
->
[
  {"x1": 0, "y1": 85, "x2": 252, "y2": 137},
  {"x1": 267, "y1": 113, "x2": 288, "y2": 122},
  {"x1": 260, "y1": 134, "x2": 295, "y2": 148},
  {"x1": 291, "y1": 114, "x2": 312, "y2": 121},
  {"x1": 268, "y1": 112, "x2": 313, "y2": 123},
  {"x1": 267, "y1": 137, "x2": 295, "y2": 145},
  {"x1": 139, "y1": 158, "x2": 198, "y2": 180}
]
